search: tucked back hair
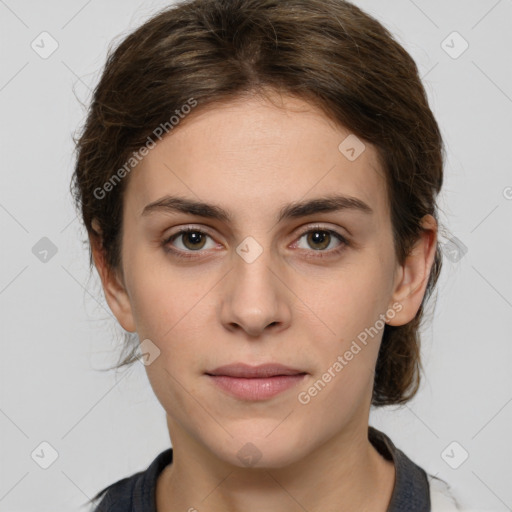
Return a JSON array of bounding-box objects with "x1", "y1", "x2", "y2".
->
[{"x1": 71, "y1": 0, "x2": 444, "y2": 408}]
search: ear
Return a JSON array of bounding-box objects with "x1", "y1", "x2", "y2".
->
[
  {"x1": 386, "y1": 214, "x2": 438, "y2": 326},
  {"x1": 90, "y1": 219, "x2": 136, "y2": 333}
]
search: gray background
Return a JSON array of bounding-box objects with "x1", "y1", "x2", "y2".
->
[{"x1": 0, "y1": 0, "x2": 511, "y2": 510}]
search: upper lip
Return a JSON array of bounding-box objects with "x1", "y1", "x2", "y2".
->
[{"x1": 206, "y1": 363, "x2": 307, "y2": 378}]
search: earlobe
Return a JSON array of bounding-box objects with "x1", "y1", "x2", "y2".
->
[
  {"x1": 386, "y1": 215, "x2": 438, "y2": 326},
  {"x1": 90, "y1": 219, "x2": 137, "y2": 333}
]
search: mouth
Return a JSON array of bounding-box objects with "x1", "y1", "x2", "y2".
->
[
  {"x1": 206, "y1": 362, "x2": 307, "y2": 378},
  {"x1": 205, "y1": 363, "x2": 308, "y2": 401}
]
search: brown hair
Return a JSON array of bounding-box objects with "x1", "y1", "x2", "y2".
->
[{"x1": 71, "y1": 0, "x2": 444, "y2": 409}]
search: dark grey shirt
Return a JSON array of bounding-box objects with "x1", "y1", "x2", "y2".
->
[{"x1": 91, "y1": 426, "x2": 430, "y2": 511}]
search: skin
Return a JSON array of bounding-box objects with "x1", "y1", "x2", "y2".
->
[{"x1": 92, "y1": 90, "x2": 437, "y2": 512}]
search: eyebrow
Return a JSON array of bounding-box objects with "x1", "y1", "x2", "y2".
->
[{"x1": 141, "y1": 194, "x2": 373, "y2": 223}]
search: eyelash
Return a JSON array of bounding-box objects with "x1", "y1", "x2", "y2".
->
[{"x1": 162, "y1": 225, "x2": 349, "y2": 260}]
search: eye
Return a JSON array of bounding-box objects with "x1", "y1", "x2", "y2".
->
[
  {"x1": 294, "y1": 226, "x2": 348, "y2": 257},
  {"x1": 163, "y1": 227, "x2": 216, "y2": 258},
  {"x1": 162, "y1": 225, "x2": 349, "y2": 260}
]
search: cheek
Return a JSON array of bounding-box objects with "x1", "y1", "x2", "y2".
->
[
  {"x1": 307, "y1": 257, "x2": 393, "y2": 339},
  {"x1": 298, "y1": 255, "x2": 392, "y2": 397},
  {"x1": 124, "y1": 244, "x2": 208, "y2": 338},
  {"x1": 295, "y1": 276, "x2": 387, "y2": 430},
  {"x1": 126, "y1": 266, "x2": 215, "y2": 401},
  {"x1": 139, "y1": 308, "x2": 208, "y2": 420},
  {"x1": 292, "y1": 357, "x2": 376, "y2": 452}
]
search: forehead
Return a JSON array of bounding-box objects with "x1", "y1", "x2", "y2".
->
[{"x1": 124, "y1": 93, "x2": 389, "y2": 225}]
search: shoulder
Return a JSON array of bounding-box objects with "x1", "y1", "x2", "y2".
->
[
  {"x1": 369, "y1": 426, "x2": 431, "y2": 510},
  {"x1": 369, "y1": 426, "x2": 467, "y2": 511},
  {"x1": 90, "y1": 448, "x2": 174, "y2": 512},
  {"x1": 90, "y1": 473, "x2": 142, "y2": 511},
  {"x1": 427, "y1": 474, "x2": 464, "y2": 511}
]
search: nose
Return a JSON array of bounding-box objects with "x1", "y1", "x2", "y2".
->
[{"x1": 219, "y1": 247, "x2": 291, "y2": 337}]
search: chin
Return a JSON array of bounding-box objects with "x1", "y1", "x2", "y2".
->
[{"x1": 213, "y1": 429, "x2": 307, "y2": 470}]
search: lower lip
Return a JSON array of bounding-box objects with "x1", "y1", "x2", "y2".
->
[{"x1": 207, "y1": 374, "x2": 307, "y2": 400}]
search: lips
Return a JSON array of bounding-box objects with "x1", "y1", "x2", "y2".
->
[
  {"x1": 205, "y1": 363, "x2": 308, "y2": 400},
  {"x1": 205, "y1": 363, "x2": 307, "y2": 378}
]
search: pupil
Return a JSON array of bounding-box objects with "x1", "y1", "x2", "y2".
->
[
  {"x1": 188, "y1": 232, "x2": 201, "y2": 244},
  {"x1": 310, "y1": 230, "x2": 329, "y2": 250},
  {"x1": 183, "y1": 231, "x2": 205, "y2": 250}
]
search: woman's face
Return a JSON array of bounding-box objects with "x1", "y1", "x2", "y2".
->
[{"x1": 103, "y1": 92, "x2": 425, "y2": 468}]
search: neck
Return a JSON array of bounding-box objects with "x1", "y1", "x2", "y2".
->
[{"x1": 156, "y1": 421, "x2": 395, "y2": 512}]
